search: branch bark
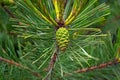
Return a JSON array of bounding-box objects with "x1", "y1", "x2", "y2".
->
[
  {"x1": 74, "y1": 59, "x2": 120, "y2": 73},
  {"x1": 47, "y1": 52, "x2": 58, "y2": 71},
  {"x1": 45, "y1": 46, "x2": 59, "y2": 80},
  {"x1": 3, "y1": 6, "x2": 16, "y2": 18},
  {"x1": 0, "y1": 57, "x2": 41, "y2": 78}
]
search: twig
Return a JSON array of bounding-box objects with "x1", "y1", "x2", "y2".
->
[
  {"x1": 3, "y1": 6, "x2": 21, "y2": 25},
  {"x1": 3, "y1": 6, "x2": 16, "y2": 18},
  {"x1": 2, "y1": 6, "x2": 22, "y2": 36},
  {"x1": 74, "y1": 59, "x2": 120, "y2": 73},
  {"x1": 47, "y1": 53, "x2": 57, "y2": 71},
  {"x1": 45, "y1": 46, "x2": 59, "y2": 80},
  {"x1": 0, "y1": 56, "x2": 41, "y2": 78}
]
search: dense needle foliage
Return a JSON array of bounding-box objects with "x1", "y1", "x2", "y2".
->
[{"x1": 0, "y1": 0, "x2": 120, "y2": 80}]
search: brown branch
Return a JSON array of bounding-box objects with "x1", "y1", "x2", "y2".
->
[
  {"x1": 74, "y1": 59, "x2": 120, "y2": 73},
  {"x1": 3, "y1": 6, "x2": 21, "y2": 26},
  {"x1": 47, "y1": 52, "x2": 57, "y2": 71},
  {"x1": 3, "y1": 6, "x2": 16, "y2": 18},
  {"x1": 0, "y1": 56, "x2": 41, "y2": 78},
  {"x1": 45, "y1": 46, "x2": 59, "y2": 80}
]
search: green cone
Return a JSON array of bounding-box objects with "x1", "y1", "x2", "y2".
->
[{"x1": 56, "y1": 27, "x2": 69, "y2": 51}]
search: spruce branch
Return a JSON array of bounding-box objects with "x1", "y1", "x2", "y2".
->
[{"x1": 0, "y1": 56, "x2": 41, "y2": 78}]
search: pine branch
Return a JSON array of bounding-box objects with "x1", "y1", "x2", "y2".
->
[
  {"x1": 74, "y1": 59, "x2": 120, "y2": 73},
  {"x1": 47, "y1": 52, "x2": 57, "y2": 71},
  {"x1": 3, "y1": 6, "x2": 22, "y2": 26},
  {"x1": 45, "y1": 46, "x2": 59, "y2": 80},
  {"x1": 3, "y1": 6, "x2": 16, "y2": 18},
  {"x1": 0, "y1": 56, "x2": 41, "y2": 78}
]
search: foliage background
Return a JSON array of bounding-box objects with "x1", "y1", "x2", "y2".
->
[{"x1": 0, "y1": 0, "x2": 120, "y2": 80}]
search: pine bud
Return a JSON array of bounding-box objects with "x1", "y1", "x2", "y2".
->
[{"x1": 56, "y1": 27, "x2": 69, "y2": 51}]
